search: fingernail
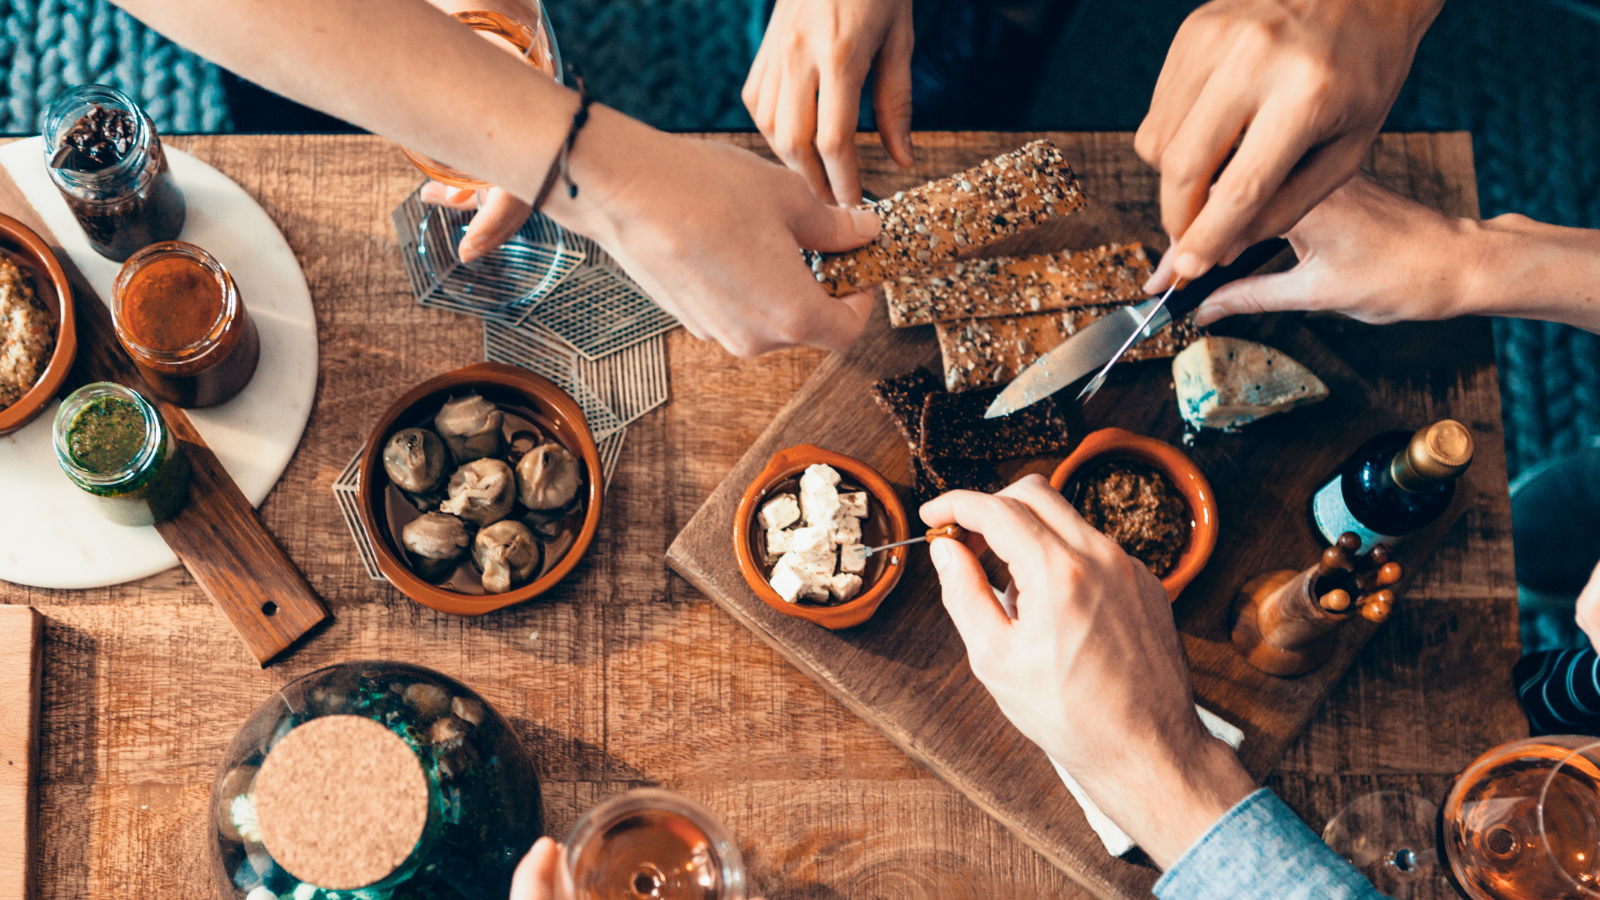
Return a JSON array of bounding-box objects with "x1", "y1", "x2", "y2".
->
[
  {"x1": 1193, "y1": 301, "x2": 1218, "y2": 327},
  {"x1": 1142, "y1": 272, "x2": 1163, "y2": 294},
  {"x1": 929, "y1": 537, "x2": 954, "y2": 569},
  {"x1": 458, "y1": 240, "x2": 479, "y2": 262},
  {"x1": 1174, "y1": 252, "x2": 1205, "y2": 280},
  {"x1": 849, "y1": 207, "x2": 880, "y2": 238}
]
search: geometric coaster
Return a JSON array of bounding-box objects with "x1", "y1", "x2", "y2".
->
[
  {"x1": 481, "y1": 318, "x2": 627, "y2": 441},
  {"x1": 510, "y1": 234, "x2": 679, "y2": 359}
]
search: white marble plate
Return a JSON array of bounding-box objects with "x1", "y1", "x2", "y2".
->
[{"x1": 0, "y1": 138, "x2": 318, "y2": 589}]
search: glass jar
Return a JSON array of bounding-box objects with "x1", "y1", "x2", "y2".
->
[
  {"x1": 52, "y1": 382, "x2": 191, "y2": 526},
  {"x1": 208, "y1": 661, "x2": 542, "y2": 900},
  {"x1": 113, "y1": 242, "x2": 260, "y2": 408},
  {"x1": 42, "y1": 84, "x2": 186, "y2": 262}
]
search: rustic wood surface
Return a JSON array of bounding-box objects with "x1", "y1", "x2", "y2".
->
[
  {"x1": 0, "y1": 606, "x2": 43, "y2": 900},
  {"x1": 0, "y1": 132, "x2": 1522, "y2": 900},
  {"x1": 0, "y1": 172, "x2": 329, "y2": 666}
]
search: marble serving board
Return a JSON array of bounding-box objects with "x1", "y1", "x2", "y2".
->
[{"x1": 0, "y1": 138, "x2": 318, "y2": 590}]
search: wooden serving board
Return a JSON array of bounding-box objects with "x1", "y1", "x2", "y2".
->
[
  {"x1": 667, "y1": 142, "x2": 1487, "y2": 899},
  {"x1": 0, "y1": 606, "x2": 42, "y2": 900},
  {"x1": 0, "y1": 171, "x2": 328, "y2": 666}
]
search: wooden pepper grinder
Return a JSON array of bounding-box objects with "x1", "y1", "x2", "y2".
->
[{"x1": 1231, "y1": 533, "x2": 1403, "y2": 677}]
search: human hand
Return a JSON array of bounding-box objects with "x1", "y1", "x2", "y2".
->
[
  {"x1": 510, "y1": 837, "x2": 570, "y2": 900},
  {"x1": 1576, "y1": 562, "x2": 1600, "y2": 652},
  {"x1": 920, "y1": 475, "x2": 1256, "y2": 869},
  {"x1": 419, "y1": 182, "x2": 532, "y2": 263},
  {"x1": 1137, "y1": 0, "x2": 1444, "y2": 293},
  {"x1": 743, "y1": 0, "x2": 915, "y2": 206},
  {"x1": 1193, "y1": 175, "x2": 1482, "y2": 326},
  {"x1": 544, "y1": 106, "x2": 879, "y2": 357}
]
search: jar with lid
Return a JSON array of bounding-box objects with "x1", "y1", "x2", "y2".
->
[
  {"x1": 113, "y1": 241, "x2": 260, "y2": 408},
  {"x1": 53, "y1": 382, "x2": 191, "y2": 526},
  {"x1": 41, "y1": 84, "x2": 186, "y2": 262}
]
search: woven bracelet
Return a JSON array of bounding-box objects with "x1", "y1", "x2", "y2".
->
[{"x1": 532, "y1": 65, "x2": 591, "y2": 212}]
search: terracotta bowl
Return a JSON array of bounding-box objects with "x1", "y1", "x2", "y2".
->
[
  {"x1": 0, "y1": 214, "x2": 76, "y2": 435},
  {"x1": 1049, "y1": 427, "x2": 1218, "y2": 601},
  {"x1": 734, "y1": 444, "x2": 910, "y2": 630},
  {"x1": 357, "y1": 362, "x2": 603, "y2": 616}
]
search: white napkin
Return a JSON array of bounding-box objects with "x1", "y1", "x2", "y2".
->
[{"x1": 986, "y1": 584, "x2": 1246, "y2": 856}]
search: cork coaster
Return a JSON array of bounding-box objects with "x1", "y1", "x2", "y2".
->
[{"x1": 255, "y1": 715, "x2": 430, "y2": 890}]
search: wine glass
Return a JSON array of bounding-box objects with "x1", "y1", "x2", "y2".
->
[
  {"x1": 565, "y1": 789, "x2": 746, "y2": 900},
  {"x1": 402, "y1": 1, "x2": 563, "y2": 189},
  {"x1": 1323, "y1": 737, "x2": 1600, "y2": 900}
]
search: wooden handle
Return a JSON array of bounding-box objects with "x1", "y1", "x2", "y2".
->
[
  {"x1": 927, "y1": 524, "x2": 968, "y2": 542},
  {"x1": 0, "y1": 169, "x2": 328, "y2": 667}
]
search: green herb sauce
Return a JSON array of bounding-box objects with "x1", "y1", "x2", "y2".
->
[
  {"x1": 60, "y1": 392, "x2": 190, "y2": 525},
  {"x1": 66, "y1": 395, "x2": 147, "y2": 474}
]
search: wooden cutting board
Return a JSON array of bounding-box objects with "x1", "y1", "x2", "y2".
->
[
  {"x1": 666, "y1": 145, "x2": 1486, "y2": 898},
  {"x1": 0, "y1": 606, "x2": 42, "y2": 900}
]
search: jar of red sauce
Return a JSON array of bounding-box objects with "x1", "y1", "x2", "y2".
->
[{"x1": 112, "y1": 242, "x2": 260, "y2": 408}]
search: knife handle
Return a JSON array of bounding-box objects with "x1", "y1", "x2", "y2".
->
[{"x1": 1165, "y1": 238, "x2": 1292, "y2": 320}]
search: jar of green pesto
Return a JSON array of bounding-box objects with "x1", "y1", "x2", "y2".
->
[{"x1": 53, "y1": 382, "x2": 191, "y2": 526}]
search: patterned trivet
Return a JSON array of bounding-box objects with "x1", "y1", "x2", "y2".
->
[{"x1": 508, "y1": 233, "x2": 679, "y2": 359}]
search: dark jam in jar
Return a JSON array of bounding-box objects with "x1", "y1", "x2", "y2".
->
[
  {"x1": 43, "y1": 85, "x2": 185, "y2": 262},
  {"x1": 52, "y1": 382, "x2": 191, "y2": 527},
  {"x1": 113, "y1": 242, "x2": 259, "y2": 408}
]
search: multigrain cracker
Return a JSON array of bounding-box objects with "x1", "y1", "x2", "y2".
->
[
  {"x1": 868, "y1": 368, "x2": 941, "y2": 451},
  {"x1": 884, "y1": 243, "x2": 1153, "y2": 328},
  {"x1": 919, "y1": 388, "x2": 1071, "y2": 461},
  {"x1": 910, "y1": 455, "x2": 1003, "y2": 507},
  {"x1": 811, "y1": 140, "x2": 1086, "y2": 296},
  {"x1": 935, "y1": 307, "x2": 1204, "y2": 393}
]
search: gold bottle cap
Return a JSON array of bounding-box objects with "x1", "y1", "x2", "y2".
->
[
  {"x1": 1392, "y1": 420, "x2": 1474, "y2": 491},
  {"x1": 254, "y1": 715, "x2": 429, "y2": 890}
]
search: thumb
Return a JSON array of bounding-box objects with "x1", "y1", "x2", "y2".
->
[
  {"x1": 929, "y1": 537, "x2": 1011, "y2": 645},
  {"x1": 1192, "y1": 266, "x2": 1314, "y2": 327},
  {"x1": 790, "y1": 198, "x2": 880, "y2": 254}
]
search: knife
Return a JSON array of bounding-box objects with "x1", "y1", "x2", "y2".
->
[{"x1": 983, "y1": 238, "x2": 1291, "y2": 418}]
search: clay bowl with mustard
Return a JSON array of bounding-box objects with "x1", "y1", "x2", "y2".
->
[
  {"x1": 357, "y1": 362, "x2": 603, "y2": 616},
  {"x1": 1050, "y1": 427, "x2": 1218, "y2": 601},
  {"x1": 0, "y1": 214, "x2": 76, "y2": 435},
  {"x1": 734, "y1": 444, "x2": 910, "y2": 630}
]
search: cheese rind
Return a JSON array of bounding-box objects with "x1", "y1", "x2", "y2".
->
[{"x1": 1172, "y1": 336, "x2": 1329, "y2": 431}]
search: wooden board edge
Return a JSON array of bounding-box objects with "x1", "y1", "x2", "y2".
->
[
  {"x1": 662, "y1": 549, "x2": 1156, "y2": 900},
  {"x1": 0, "y1": 606, "x2": 43, "y2": 900}
]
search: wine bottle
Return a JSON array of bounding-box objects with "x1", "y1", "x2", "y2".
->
[{"x1": 1311, "y1": 420, "x2": 1474, "y2": 553}]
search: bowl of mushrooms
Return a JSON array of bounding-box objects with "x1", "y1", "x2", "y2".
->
[{"x1": 357, "y1": 362, "x2": 603, "y2": 615}]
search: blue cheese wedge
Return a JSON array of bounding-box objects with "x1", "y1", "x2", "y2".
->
[{"x1": 1173, "y1": 336, "x2": 1328, "y2": 431}]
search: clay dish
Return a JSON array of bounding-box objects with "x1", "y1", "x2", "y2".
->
[
  {"x1": 0, "y1": 214, "x2": 77, "y2": 435},
  {"x1": 734, "y1": 444, "x2": 910, "y2": 630},
  {"x1": 358, "y1": 362, "x2": 602, "y2": 615},
  {"x1": 1050, "y1": 427, "x2": 1218, "y2": 601}
]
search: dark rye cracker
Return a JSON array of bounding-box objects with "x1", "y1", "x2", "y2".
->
[
  {"x1": 919, "y1": 387, "x2": 1071, "y2": 461},
  {"x1": 811, "y1": 140, "x2": 1087, "y2": 297},
  {"x1": 935, "y1": 306, "x2": 1205, "y2": 393},
  {"x1": 911, "y1": 455, "x2": 1003, "y2": 507},
  {"x1": 868, "y1": 368, "x2": 941, "y2": 451},
  {"x1": 870, "y1": 370, "x2": 1003, "y2": 503},
  {"x1": 884, "y1": 242, "x2": 1154, "y2": 329}
]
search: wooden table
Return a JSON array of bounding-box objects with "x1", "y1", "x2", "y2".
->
[{"x1": 0, "y1": 132, "x2": 1524, "y2": 900}]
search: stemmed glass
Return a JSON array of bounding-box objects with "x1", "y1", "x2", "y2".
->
[
  {"x1": 565, "y1": 789, "x2": 746, "y2": 900},
  {"x1": 1323, "y1": 737, "x2": 1600, "y2": 900}
]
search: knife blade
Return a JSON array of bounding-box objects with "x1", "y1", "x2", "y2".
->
[{"x1": 983, "y1": 238, "x2": 1291, "y2": 419}]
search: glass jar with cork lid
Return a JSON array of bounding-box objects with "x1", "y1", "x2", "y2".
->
[{"x1": 112, "y1": 241, "x2": 260, "y2": 408}]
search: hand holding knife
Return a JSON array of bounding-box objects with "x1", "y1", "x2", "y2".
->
[{"x1": 984, "y1": 238, "x2": 1291, "y2": 419}]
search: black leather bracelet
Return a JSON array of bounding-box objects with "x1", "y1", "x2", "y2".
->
[{"x1": 532, "y1": 65, "x2": 591, "y2": 212}]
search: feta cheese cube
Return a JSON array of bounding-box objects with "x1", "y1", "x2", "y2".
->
[
  {"x1": 829, "y1": 513, "x2": 862, "y2": 546},
  {"x1": 829, "y1": 572, "x2": 864, "y2": 602},
  {"x1": 840, "y1": 544, "x2": 868, "y2": 573},
  {"x1": 766, "y1": 529, "x2": 794, "y2": 556},
  {"x1": 769, "y1": 553, "x2": 811, "y2": 603},
  {"x1": 758, "y1": 494, "x2": 801, "y2": 531},
  {"x1": 799, "y1": 464, "x2": 841, "y2": 494},
  {"x1": 789, "y1": 525, "x2": 832, "y2": 554},
  {"x1": 800, "y1": 488, "x2": 841, "y2": 527},
  {"x1": 838, "y1": 491, "x2": 869, "y2": 518}
]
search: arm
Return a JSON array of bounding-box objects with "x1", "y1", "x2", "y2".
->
[
  {"x1": 920, "y1": 476, "x2": 1388, "y2": 897},
  {"x1": 112, "y1": 0, "x2": 880, "y2": 358},
  {"x1": 1137, "y1": 0, "x2": 1444, "y2": 293},
  {"x1": 1194, "y1": 175, "x2": 1600, "y2": 334},
  {"x1": 743, "y1": 0, "x2": 916, "y2": 206}
]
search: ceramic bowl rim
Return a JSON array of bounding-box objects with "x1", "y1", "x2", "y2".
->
[
  {"x1": 0, "y1": 213, "x2": 78, "y2": 436},
  {"x1": 356, "y1": 361, "x2": 603, "y2": 616}
]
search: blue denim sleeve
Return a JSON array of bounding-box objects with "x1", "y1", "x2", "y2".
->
[{"x1": 1154, "y1": 789, "x2": 1393, "y2": 900}]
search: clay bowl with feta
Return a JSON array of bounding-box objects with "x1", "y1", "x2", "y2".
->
[
  {"x1": 0, "y1": 214, "x2": 77, "y2": 435},
  {"x1": 734, "y1": 444, "x2": 910, "y2": 629},
  {"x1": 1050, "y1": 427, "x2": 1218, "y2": 601}
]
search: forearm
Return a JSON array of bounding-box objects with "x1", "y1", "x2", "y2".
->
[
  {"x1": 112, "y1": 0, "x2": 573, "y2": 202},
  {"x1": 1461, "y1": 215, "x2": 1600, "y2": 333},
  {"x1": 1084, "y1": 735, "x2": 1258, "y2": 870}
]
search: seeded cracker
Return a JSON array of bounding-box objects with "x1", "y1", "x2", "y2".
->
[
  {"x1": 868, "y1": 369, "x2": 941, "y2": 450},
  {"x1": 884, "y1": 242, "x2": 1154, "y2": 328},
  {"x1": 919, "y1": 387, "x2": 1071, "y2": 461},
  {"x1": 870, "y1": 370, "x2": 1002, "y2": 503},
  {"x1": 811, "y1": 140, "x2": 1087, "y2": 296},
  {"x1": 935, "y1": 307, "x2": 1204, "y2": 393},
  {"x1": 911, "y1": 456, "x2": 1003, "y2": 507}
]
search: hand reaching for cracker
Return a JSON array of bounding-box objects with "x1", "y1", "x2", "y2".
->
[{"x1": 920, "y1": 475, "x2": 1257, "y2": 869}]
